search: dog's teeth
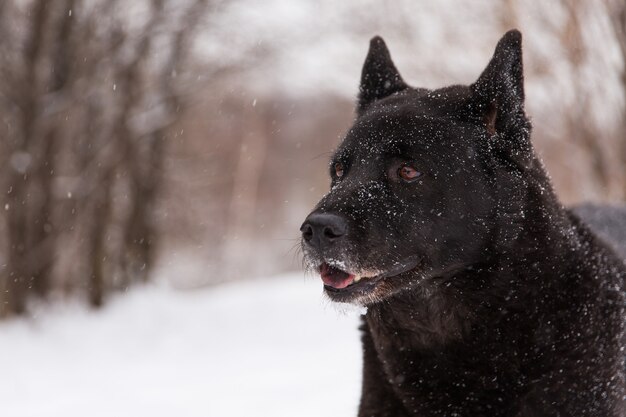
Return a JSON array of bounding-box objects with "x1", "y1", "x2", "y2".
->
[{"x1": 353, "y1": 276, "x2": 362, "y2": 283}]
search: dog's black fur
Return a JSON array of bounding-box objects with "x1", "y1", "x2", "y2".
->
[{"x1": 300, "y1": 30, "x2": 625, "y2": 416}]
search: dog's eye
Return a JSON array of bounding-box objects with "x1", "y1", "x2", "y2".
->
[
  {"x1": 398, "y1": 164, "x2": 421, "y2": 182},
  {"x1": 334, "y1": 163, "x2": 345, "y2": 179}
]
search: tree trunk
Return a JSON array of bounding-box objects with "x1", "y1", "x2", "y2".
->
[{"x1": 88, "y1": 171, "x2": 113, "y2": 308}]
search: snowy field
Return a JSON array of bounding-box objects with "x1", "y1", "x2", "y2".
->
[{"x1": 0, "y1": 274, "x2": 363, "y2": 417}]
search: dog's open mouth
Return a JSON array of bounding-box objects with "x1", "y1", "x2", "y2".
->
[
  {"x1": 318, "y1": 257, "x2": 421, "y2": 299},
  {"x1": 320, "y1": 263, "x2": 357, "y2": 289}
]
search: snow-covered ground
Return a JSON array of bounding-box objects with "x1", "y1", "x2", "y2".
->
[{"x1": 0, "y1": 274, "x2": 363, "y2": 417}]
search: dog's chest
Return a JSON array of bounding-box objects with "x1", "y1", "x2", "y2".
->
[
  {"x1": 364, "y1": 298, "x2": 526, "y2": 415},
  {"x1": 366, "y1": 290, "x2": 472, "y2": 350}
]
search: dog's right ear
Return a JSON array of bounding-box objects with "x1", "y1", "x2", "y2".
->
[
  {"x1": 470, "y1": 30, "x2": 527, "y2": 139},
  {"x1": 358, "y1": 36, "x2": 408, "y2": 114},
  {"x1": 469, "y1": 30, "x2": 534, "y2": 168}
]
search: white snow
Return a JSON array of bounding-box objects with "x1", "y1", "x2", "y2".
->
[{"x1": 0, "y1": 274, "x2": 363, "y2": 417}]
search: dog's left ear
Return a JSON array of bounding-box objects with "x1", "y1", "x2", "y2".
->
[
  {"x1": 470, "y1": 30, "x2": 527, "y2": 139},
  {"x1": 358, "y1": 36, "x2": 408, "y2": 114}
]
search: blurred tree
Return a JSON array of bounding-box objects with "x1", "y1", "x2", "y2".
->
[
  {"x1": 561, "y1": 0, "x2": 612, "y2": 193},
  {"x1": 0, "y1": 0, "x2": 207, "y2": 316},
  {"x1": 608, "y1": 0, "x2": 626, "y2": 197}
]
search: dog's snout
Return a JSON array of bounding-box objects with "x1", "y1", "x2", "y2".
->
[{"x1": 300, "y1": 213, "x2": 347, "y2": 249}]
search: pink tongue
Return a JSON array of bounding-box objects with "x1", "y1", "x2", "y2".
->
[{"x1": 320, "y1": 263, "x2": 354, "y2": 289}]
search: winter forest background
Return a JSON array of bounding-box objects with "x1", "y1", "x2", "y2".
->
[{"x1": 1, "y1": 0, "x2": 625, "y2": 415}]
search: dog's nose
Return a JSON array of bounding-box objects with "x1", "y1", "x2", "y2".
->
[{"x1": 300, "y1": 213, "x2": 347, "y2": 249}]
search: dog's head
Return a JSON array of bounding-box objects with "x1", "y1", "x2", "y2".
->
[{"x1": 301, "y1": 30, "x2": 539, "y2": 305}]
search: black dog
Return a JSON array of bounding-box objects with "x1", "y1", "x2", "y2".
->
[{"x1": 301, "y1": 30, "x2": 625, "y2": 416}]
